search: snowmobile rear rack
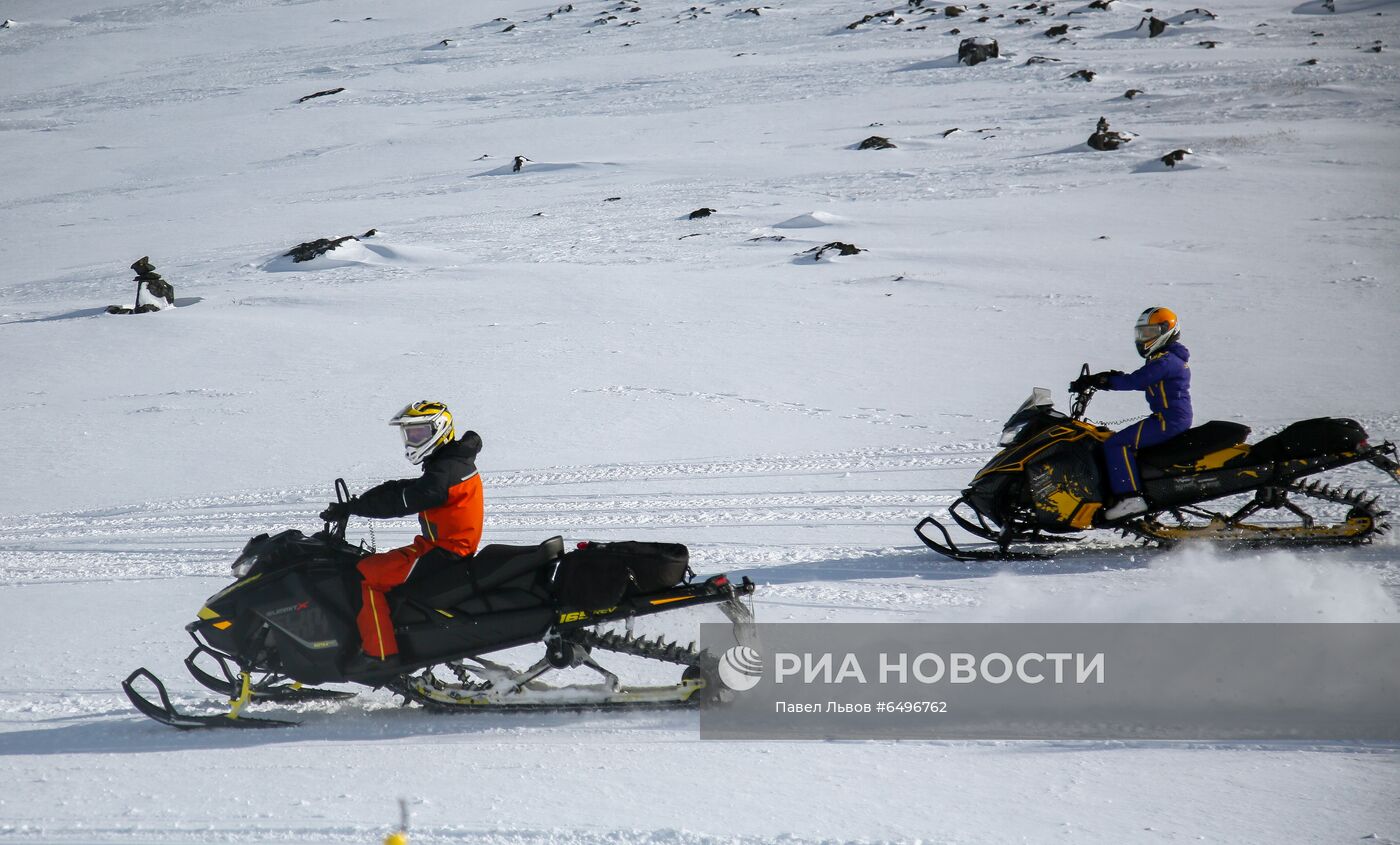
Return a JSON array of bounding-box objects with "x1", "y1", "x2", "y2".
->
[{"x1": 122, "y1": 668, "x2": 298, "y2": 729}]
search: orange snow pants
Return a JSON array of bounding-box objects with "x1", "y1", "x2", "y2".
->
[{"x1": 355, "y1": 537, "x2": 435, "y2": 659}]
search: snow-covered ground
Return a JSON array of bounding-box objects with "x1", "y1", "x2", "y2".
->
[{"x1": 2, "y1": 0, "x2": 1399, "y2": 841}]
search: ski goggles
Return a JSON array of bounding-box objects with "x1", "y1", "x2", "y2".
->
[
  {"x1": 401, "y1": 422, "x2": 437, "y2": 448},
  {"x1": 1135, "y1": 323, "x2": 1167, "y2": 344}
]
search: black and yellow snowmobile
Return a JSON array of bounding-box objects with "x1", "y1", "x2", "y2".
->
[
  {"x1": 916, "y1": 367, "x2": 1400, "y2": 562},
  {"x1": 124, "y1": 481, "x2": 755, "y2": 728}
]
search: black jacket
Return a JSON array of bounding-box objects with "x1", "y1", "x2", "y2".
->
[{"x1": 349, "y1": 432, "x2": 483, "y2": 519}]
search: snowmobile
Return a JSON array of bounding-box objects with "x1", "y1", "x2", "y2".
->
[
  {"x1": 916, "y1": 366, "x2": 1400, "y2": 562},
  {"x1": 124, "y1": 480, "x2": 756, "y2": 728}
]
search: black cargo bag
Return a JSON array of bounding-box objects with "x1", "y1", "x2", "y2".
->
[
  {"x1": 553, "y1": 541, "x2": 691, "y2": 609},
  {"x1": 1249, "y1": 417, "x2": 1368, "y2": 463}
]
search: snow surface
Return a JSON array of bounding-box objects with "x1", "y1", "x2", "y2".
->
[{"x1": 1, "y1": 0, "x2": 1399, "y2": 842}]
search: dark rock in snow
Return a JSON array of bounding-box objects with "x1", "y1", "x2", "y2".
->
[
  {"x1": 688, "y1": 207, "x2": 717, "y2": 219},
  {"x1": 501, "y1": 23, "x2": 517, "y2": 32},
  {"x1": 1046, "y1": 23, "x2": 1069, "y2": 36},
  {"x1": 603, "y1": 196, "x2": 623, "y2": 202},
  {"x1": 513, "y1": 155, "x2": 530, "y2": 172},
  {"x1": 297, "y1": 87, "x2": 344, "y2": 103},
  {"x1": 847, "y1": 9, "x2": 901, "y2": 29},
  {"x1": 1087, "y1": 116, "x2": 1133, "y2": 150},
  {"x1": 958, "y1": 36, "x2": 1000, "y2": 65},
  {"x1": 749, "y1": 235, "x2": 787, "y2": 242},
  {"x1": 1124, "y1": 88, "x2": 1143, "y2": 98},
  {"x1": 941, "y1": 127, "x2": 962, "y2": 137},
  {"x1": 1068, "y1": 68, "x2": 1097, "y2": 81},
  {"x1": 1197, "y1": 40, "x2": 1219, "y2": 48},
  {"x1": 948, "y1": 27, "x2": 961, "y2": 34},
  {"x1": 945, "y1": 5, "x2": 968, "y2": 17},
  {"x1": 285, "y1": 236, "x2": 358, "y2": 263},
  {"x1": 1301, "y1": 58, "x2": 1318, "y2": 65},
  {"x1": 1024, "y1": 55, "x2": 1061, "y2": 64},
  {"x1": 807, "y1": 242, "x2": 865, "y2": 261},
  {"x1": 361, "y1": 228, "x2": 378, "y2": 238},
  {"x1": 1087, "y1": 0, "x2": 1116, "y2": 8},
  {"x1": 1179, "y1": 7, "x2": 1217, "y2": 20},
  {"x1": 1136, "y1": 16, "x2": 1168, "y2": 37},
  {"x1": 858, "y1": 135, "x2": 898, "y2": 149},
  {"x1": 1, "y1": 19, "x2": 15, "y2": 28},
  {"x1": 1160, "y1": 148, "x2": 1192, "y2": 167},
  {"x1": 109, "y1": 256, "x2": 175, "y2": 313}
]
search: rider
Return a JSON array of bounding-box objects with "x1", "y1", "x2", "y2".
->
[
  {"x1": 1071, "y1": 307, "x2": 1192, "y2": 521},
  {"x1": 320, "y1": 401, "x2": 484, "y2": 665}
]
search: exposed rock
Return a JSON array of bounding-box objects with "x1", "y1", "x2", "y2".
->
[
  {"x1": 1179, "y1": 7, "x2": 1217, "y2": 20},
  {"x1": 1322, "y1": 0, "x2": 1335, "y2": 10},
  {"x1": 945, "y1": 5, "x2": 968, "y2": 16},
  {"x1": 296, "y1": 87, "x2": 344, "y2": 103},
  {"x1": 941, "y1": 127, "x2": 962, "y2": 137},
  {"x1": 1160, "y1": 148, "x2": 1192, "y2": 167},
  {"x1": 285, "y1": 236, "x2": 358, "y2": 263},
  {"x1": 1136, "y1": 16, "x2": 1168, "y2": 37},
  {"x1": 1046, "y1": 23, "x2": 1069, "y2": 36},
  {"x1": 361, "y1": 228, "x2": 378, "y2": 238},
  {"x1": 501, "y1": 23, "x2": 516, "y2": 32},
  {"x1": 1301, "y1": 58, "x2": 1318, "y2": 65},
  {"x1": 1087, "y1": 116, "x2": 1134, "y2": 150},
  {"x1": 603, "y1": 196, "x2": 623, "y2": 202},
  {"x1": 1024, "y1": 55, "x2": 1062, "y2": 64},
  {"x1": 807, "y1": 242, "x2": 865, "y2": 261},
  {"x1": 513, "y1": 155, "x2": 530, "y2": 172},
  {"x1": 858, "y1": 135, "x2": 898, "y2": 149},
  {"x1": 1068, "y1": 68, "x2": 1097, "y2": 81},
  {"x1": 1087, "y1": 0, "x2": 1116, "y2": 8},
  {"x1": 1, "y1": 19, "x2": 15, "y2": 28},
  {"x1": 109, "y1": 257, "x2": 175, "y2": 314},
  {"x1": 847, "y1": 9, "x2": 901, "y2": 29},
  {"x1": 1124, "y1": 88, "x2": 1143, "y2": 98},
  {"x1": 1197, "y1": 40, "x2": 1219, "y2": 48},
  {"x1": 688, "y1": 207, "x2": 717, "y2": 219},
  {"x1": 958, "y1": 36, "x2": 1000, "y2": 65}
]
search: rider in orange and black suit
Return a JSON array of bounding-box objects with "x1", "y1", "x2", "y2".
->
[{"x1": 320, "y1": 401, "x2": 482, "y2": 665}]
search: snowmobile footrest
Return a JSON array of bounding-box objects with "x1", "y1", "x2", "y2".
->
[
  {"x1": 122, "y1": 668, "x2": 298, "y2": 729},
  {"x1": 915, "y1": 516, "x2": 1051, "y2": 563}
]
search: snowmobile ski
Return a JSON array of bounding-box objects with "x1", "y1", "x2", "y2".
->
[
  {"x1": 122, "y1": 668, "x2": 298, "y2": 729},
  {"x1": 914, "y1": 516, "x2": 1052, "y2": 562}
]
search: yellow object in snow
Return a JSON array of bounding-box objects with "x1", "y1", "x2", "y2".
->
[{"x1": 384, "y1": 832, "x2": 408, "y2": 845}]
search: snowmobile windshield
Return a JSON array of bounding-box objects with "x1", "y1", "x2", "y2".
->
[
  {"x1": 401, "y1": 422, "x2": 436, "y2": 448},
  {"x1": 999, "y1": 388, "x2": 1054, "y2": 445}
]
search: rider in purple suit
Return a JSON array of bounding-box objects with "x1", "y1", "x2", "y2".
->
[{"x1": 1071, "y1": 307, "x2": 1191, "y2": 521}]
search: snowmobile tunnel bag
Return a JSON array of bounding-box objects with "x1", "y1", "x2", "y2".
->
[
  {"x1": 1247, "y1": 417, "x2": 1368, "y2": 464},
  {"x1": 553, "y1": 541, "x2": 691, "y2": 609},
  {"x1": 394, "y1": 536, "x2": 565, "y2": 608},
  {"x1": 1137, "y1": 420, "x2": 1251, "y2": 471}
]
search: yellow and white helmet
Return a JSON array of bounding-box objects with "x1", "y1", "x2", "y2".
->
[
  {"x1": 388, "y1": 401, "x2": 455, "y2": 465},
  {"x1": 1134, "y1": 306, "x2": 1180, "y2": 359}
]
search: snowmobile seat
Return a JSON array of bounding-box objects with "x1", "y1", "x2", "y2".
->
[
  {"x1": 393, "y1": 536, "x2": 565, "y2": 609},
  {"x1": 1247, "y1": 417, "x2": 1368, "y2": 464},
  {"x1": 1137, "y1": 421, "x2": 1251, "y2": 478}
]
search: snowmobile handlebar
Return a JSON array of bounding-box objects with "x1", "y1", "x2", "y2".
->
[
  {"x1": 325, "y1": 478, "x2": 351, "y2": 540},
  {"x1": 1069, "y1": 363, "x2": 1095, "y2": 420}
]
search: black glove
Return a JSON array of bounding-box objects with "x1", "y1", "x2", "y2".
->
[
  {"x1": 319, "y1": 500, "x2": 352, "y2": 523},
  {"x1": 1070, "y1": 371, "x2": 1119, "y2": 393}
]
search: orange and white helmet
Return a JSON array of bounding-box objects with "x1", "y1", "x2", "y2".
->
[
  {"x1": 1134, "y1": 307, "x2": 1180, "y2": 358},
  {"x1": 388, "y1": 401, "x2": 454, "y2": 464}
]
